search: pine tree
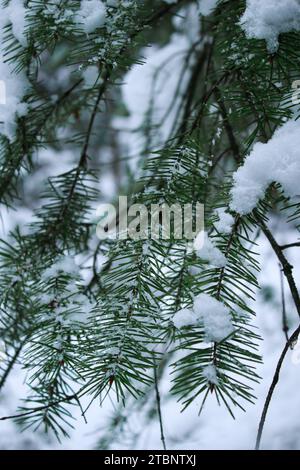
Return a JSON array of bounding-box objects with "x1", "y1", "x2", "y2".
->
[{"x1": 0, "y1": 0, "x2": 300, "y2": 449}]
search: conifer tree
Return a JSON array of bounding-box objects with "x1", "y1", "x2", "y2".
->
[{"x1": 0, "y1": 0, "x2": 300, "y2": 450}]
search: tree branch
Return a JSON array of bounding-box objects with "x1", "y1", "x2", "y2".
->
[
  {"x1": 254, "y1": 212, "x2": 300, "y2": 318},
  {"x1": 255, "y1": 325, "x2": 300, "y2": 450},
  {"x1": 280, "y1": 242, "x2": 300, "y2": 251},
  {"x1": 279, "y1": 263, "x2": 289, "y2": 342},
  {"x1": 0, "y1": 341, "x2": 25, "y2": 391},
  {"x1": 153, "y1": 359, "x2": 167, "y2": 451},
  {"x1": 253, "y1": 211, "x2": 300, "y2": 449}
]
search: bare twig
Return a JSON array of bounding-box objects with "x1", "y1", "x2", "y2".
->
[
  {"x1": 280, "y1": 242, "x2": 300, "y2": 250},
  {"x1": 153, "y1": 360, "x2": 167, "y2": 451},
  {"x1": 255, "y1": 325, "x2": 300, "y2": 450},
  {"x1": 279, "y1": 263, "x2": 289, "y2": 342},
  {"x1": 254, "y1": 212, "x2": 300, "y2": 449},
  {"x1": 214, "y1": 85, "x2": 242, "y2": 163},
  {"x1": 0, "y1": 341, "x2": 25, "y2": 391},
  {"x1": 254, "y1": 213, "x2": 300, "y2": 318}
]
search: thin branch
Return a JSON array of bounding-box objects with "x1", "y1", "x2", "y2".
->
[
  {"x1": 279, "y1": 263, "x2": 289, "y2": 342},
  {"x1": 79, "y1": 73, "x2": 109, "y2": 168},
  {"x1": 178, "y1": 41, "x2": 212, "y2": 138},
  {"x1": 255, "y1": 325, "x2": 300, "y2": 450},
  {"x1": 51, "y1": 75, "x2": 109, "y2": 231},
  {"x1": 214, "y1": 85, "x2": 242, "y2": 163},
  {"x1": 213, "y1": 216, "x2": 241, "y2": 365},
  {"x1": 280, "y1": 242, "x2": 300, "y2": 250},
  {"x1": 253, "y1": 212, "x2": 300, "y2": 449},
  {"x1": 0, "y1": 393, "x2": 78, "y2": 421},
  {"x1": 0, "y1": 78, "x2": 84, "y2": 203},
  {"x1": 153, "y1": 360, "x2": 167, "y2": 451},
  {"x1": 254, "y1": 212, "x2": 300, "y2": 318},
  {"x1": 0, "y1": 340, "x2": 25, "y2": 391},
  {"x1": 189, "y1": 70, "x2": 231, "y2": 134}
]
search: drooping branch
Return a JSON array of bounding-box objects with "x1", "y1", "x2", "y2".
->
[
  {"x1": 279, "y1": 263, "x2": 289, "y2": 342},
  {"x1": 254, "y1": 212, "x2": 300, "y2": 318},
  {"x1": 255, "y1": 325, "x2": 300, "y2": 450},
  {"x1": 0, "y1": 340, "x2": 25, "y2": 391},
  {"x1": 253, "y1": 212, "x2": 300, "y2": 449},
  {"x1": 153, "y1": 358, "x2": 167, "y2": 451}
]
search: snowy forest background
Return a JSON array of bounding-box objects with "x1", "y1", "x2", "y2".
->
[{"x1": 1, "y1": 0, "x2": 300, "y2": 450}]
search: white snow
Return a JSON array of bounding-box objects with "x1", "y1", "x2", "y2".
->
[
  {"x1": 172, "y1": 308, "x2": 198, "y2": 328},
  {"x1": 0, "y1": 65, "x2": 29, "y2": 140},
  {"x1": 202, "y1": 364, "x2": 219, "y2": 385},
  {"x1": 42, "y1": 256, "x2": 79, "y2": 280},
  {"x1": 195, "y1": 233, "x2": 227, "y2": 268},
  {"x1": 172, "y1": 293, "x2": 235, "y2": 342},
  {"x1": 75, "y1": 0, "x2": 106, "y2": 34},
  {"x1": 198, "y1": 0, "x2": 218, "y2": 16},
  {"x1": 105, "y1": 346, "x2": 121, "y2": 356},
  {"x1": 193, "y1": 293, "x2": 234, "y2": 342},
  {"x1": 39, "y1": 293, "x2": 54, "y2": 305},
  {"x1": 240, "y1": 0, "x2": 300, "y2": 53},
  {"x1": 82, "y1": 65, "x2": 100, "y2": 87},
  {"x1": 0, "y1": 3, "x2": 29, "y2": 138},
  {"x1": 71, "y1": 293, "x2": 94, "y2": 317},
  {"x1": 48, "y1": 294, "x2": 94, "y2": 327},
  {"x1": 230, "y1": 119, "x2": 300, "y2": 215},
  {"x1": 214, "y1": 208, "x2": 234, "y2": 234},
  {"x1": 39, "y1": 283, "x2": 94, "y2": 326},
  {"x1": 193, "y1": 230, "x2": 204, "y2": 251},
  {"x1": 61, "y1": 305, "x2": 93, "y2": 326},
  {"x1": 5, "y1": 0, "x2": 28, "y2": 47}
]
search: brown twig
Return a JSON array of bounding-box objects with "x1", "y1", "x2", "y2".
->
[
  {"x1": 153, "y1": 359, "x2": 167, "y2": 451},
  {"x1": 279, "y1": 263, "x2": 289, "y2": 342},
  {"x1": 280, "y1": 242, "x2": 300, "y2": 250},
  {"x1": 254, "y1": 212, "x2": 300, "y2": 318},
  {"x1": 253, "y1": 212, "x2": 300, "y2": 449},
  {"x1": 0, "y1": 341, "x2": 25, "y2": 391},
  {"x1": 255, "y1": 325, "x2": 300, "y2": 450}
]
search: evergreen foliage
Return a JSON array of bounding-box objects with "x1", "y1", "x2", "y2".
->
[{"x1": 0, "y1": 0, "x2": 300, "y2": 447}]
